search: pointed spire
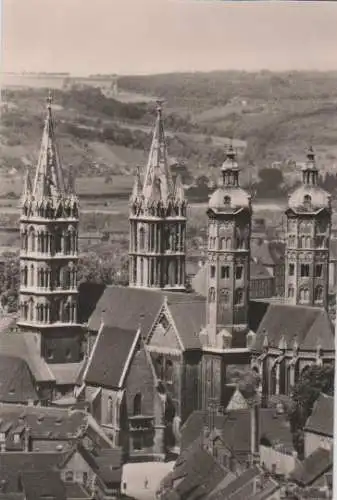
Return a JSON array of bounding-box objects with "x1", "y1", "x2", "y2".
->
[
  {"x1": 32, "y1": 93, "x2": 66, "y2": 199},
  {"x1": 131, "y1": 166, "x2": 143, "y2": 201},
  {"x1": 174, "y1": 174, "x2": 185, "y2": 203},
  {"x1": 22, "y1": 168, "x2": 32, "y2": 198},
  {"x1": 142, "y1": 101, "x2": 173, "y2": 203}
]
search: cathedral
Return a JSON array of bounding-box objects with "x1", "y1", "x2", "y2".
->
[{"x1": 3, "y1": 96, "x2": 334, "y2": 461}]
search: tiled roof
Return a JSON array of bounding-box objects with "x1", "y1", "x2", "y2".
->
[
  {"x1": 0, "y1": 452, "x2": 67, "y2": 492},
  {"x1": 0, "y1": 330, "x2": 55, "y2": 383},
  {"x1": 168, "y1": 301, "x2": 206, "y2": 349},
  {"x1": 65, "y1": 482, "x2": 92, "y2": 499},
  {"x1": 0, "y1": 404, "x2": 87, "y2": 444},
  {"x1": 77, "y1": 444, "x2": 123, "y2": 486},
  {"x1": 84, "y1": 325, "x2": 139, "y2": 388},
  {"x1": 254, "y1": 303, "x2": 334, "y2": 351},
  {"x1": 181, "y1": 408, "x2": 293, "y2": 456},
  {"x1": 78, "y1": 282, "x2": 106, "y2": 324},
  {"x1": 161, "y1": 440, "x2": 226, "y2": 500},
  {"x1": 21, "y1": 470, "x2": 66, "y2": 500},
  {"x1": 304, "y1": 393, "x2": 333, "y2": 437},
  {"x1": 49, "y1": 362, "x2": 84, "y2": 386},
  {"x1": 289, "y1": 447, "x2": 332, "y2": 487},
  {"x1": 0, "y1": 355, "x2": 39, "y2": 403},
  {"x1": 88, "y1": 285, "x2": 204, "y2": 335}
]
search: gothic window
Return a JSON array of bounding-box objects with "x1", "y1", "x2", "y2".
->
[
  {"x1": 64, "y1": 302, "x2": 71, "y2": 322},
  {"x1": 288, "y1": 235, "x2": 295, "y2": 247},
  {"x1": 71, "y1": 303, "x2": 76, "y2": 322},
  {"x1": 270, "y1": 363, "x2": 277, "y2": 396},
  {"x1": 316, "y1": 236, "x2": 325, "y2": 248},
  {"x1": 133, "y1": 393, "x2": 142, "y2": 416},
  {"x1": 289, "y1": 264, "x2": 295, "y2": 276},
  {"x1": 156, "y1": 356, "x2": 164, "y2": 379},
  {"x1": 221, "y1": 266, "x2": 230, "y2": 279},
  {"x1": 107, "y1": 396, "x2": 114, "y2": 424},
  {"x1": 140, "y1": 257, "x2": 144, "y2": 286},
  {"x1": 288, "y1": 285, "x2": 295, "y2": 298},
  {"x1": 300, "y1": 264, "x2": 310, "y2": 277},
  {"x1": 299, "y1": 287, "x2": 309, "y2": 304},
  {"x1": 55, "y1": 232, "x2": 62, "y2": 253},
  {"x1": 22, "y1": 266, "x2": 28, "y2": 286},
  {"x1": 28, "y1": 227, "x2": 35, "y2": 252},
  {"x1": 208, "y1": 287, "x2": 215, "y2": 302},
  {"x1": 315, "y1": 264, "x2": 323, "y2": 277},
  {"x1": 30, "y1": 264, "x2": 34, "y2": 287},
  {"x1": 314, "y1": 285, "x2": 323, "y2": 303},
  {"x1": 220, "y1": 238, "x2": 226, "y2": 250},
  {"x1": 165, "y1": 359, "x2": 173, "y2": 383},
  {"x1": 29, "y1": 298, "x2": 34, "y2": 321},
  {"x1": 234, "y1": 288, "x2": 244, "y2": 306},
  {"x1": 64, "y1": 231, "x2": 71, "y2": 254},
  {"x1": 220, "y1": 288, "x2": 230, "y2": 304},
  {"x1": 235, "y1": 266, "x2": 243, "y2": 280},
  {"x1": 139, "y1": 226, "x2": 145, "y2": 251},
  {"x1": 210, "y1": 265, "x2": 216, "y2": 279},
  {"x1": 306, "y1": 236, "x2": 310, "y2": 248}
]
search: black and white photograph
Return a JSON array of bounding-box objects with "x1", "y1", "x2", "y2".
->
[{"x1": 0, "y1": 0, "x2": 336, "y2": 498}]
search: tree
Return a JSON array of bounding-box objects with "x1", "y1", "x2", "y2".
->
[{"x1": 288, "y1": 364, "x2": 334, "y2": 457}]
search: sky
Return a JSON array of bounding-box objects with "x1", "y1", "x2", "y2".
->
[{"x1": 1, "y1": 0, "x2": 337, "y2": 75}]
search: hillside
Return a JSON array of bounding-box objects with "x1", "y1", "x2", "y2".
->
[{"x1": 1, "y1": 71, "x2": 337, "y2": 200}]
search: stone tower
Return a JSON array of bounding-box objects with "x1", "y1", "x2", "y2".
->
[
  {"x1": 129, "y1": 103, "x2": 187, "y2": 290},
  {"x1": 205, "y1": 145, "x2": 252, "y2": 348},
  {"x1": 18, "y1": 96, "x2": 82, "y2": 364},
  {"x1": 285, "y1": 147, "x2": 331, "y2": 309}
]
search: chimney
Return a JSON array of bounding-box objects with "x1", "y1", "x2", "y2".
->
[{"x1": 250, "y1": 402, "x2": 260, "y2": 463}]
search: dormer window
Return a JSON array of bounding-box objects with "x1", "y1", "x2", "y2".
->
[
  {"x1": 303, "y1": 194, "x2": 311, "y2": 205},
  {"x1": 223, "y1": 196, "x2": 231, "y2": 205}
]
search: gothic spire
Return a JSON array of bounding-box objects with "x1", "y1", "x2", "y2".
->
[
  {"x1": 142, "y1": 101, "x2": 173, "y2": 203},
  {"x1": 32, "y1": 93, "x2": 66, "y2": 199},
  {"x1": 131, "y1": 166, "x2": 143, "y2": 202},
  {"x1": 174, "y1": 174, "x2": 185, "y2": 203},
  {"x1": 22, "y1": 167, "x2": 32, "y2": 199}
]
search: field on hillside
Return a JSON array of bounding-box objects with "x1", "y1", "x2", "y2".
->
[{"x1": 2, "y1": 71, "x2": 337, "y2": 200}]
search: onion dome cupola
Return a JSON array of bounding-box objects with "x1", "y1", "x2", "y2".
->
[
  {"x1": 288, "y1": 147, "x2": 331, "y2": 213},
  {"x1": 208, "y1": 145, "x2": 251, "y2": 214}
]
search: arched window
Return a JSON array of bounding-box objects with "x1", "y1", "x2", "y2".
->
[
  {"x1": 139, "y1": 227, "x2": 145, "y2": 251},
  {"x1": 288, "y1": 286, "x2": 294, "y2": 298},
  {"x1": 165, "y1": 359, "x2": 173, "y2": 383},
  {"x1": 140, "y1": 257, "x2": 144, "y2": 286},
  {"x1": 29, "y1": 227, "x2": 35, "y2": 252},
  {"x1": 221, "y1": 238, "x2": 226, "y2": 250},
  {"x1": 314, "y1": 285, "x2": 323, "y2": 303},
  {"x1": 234, "y1": 288, "x2": 244, "y2": 305},
  {"x1": 30, "y1": 264, "x2": 34, "y2": 287},
  {"x1": 29, "y1": 298, "x2": 34, "y2": 321},
  {"x1": 270, "y1": 363, "x2": 277, "y2": 395},
  {"x1": 208, "y1": 287, "x2": 215, "y2": 302},
  {"x1": 133, "y1": 393, "x2": 142, "y2": 416},
  {"x1": 306, "y1": 236, "x2": 310, "y2": 249},
  {"x1": 299, "y1": 287, "x2": 309, "y2": 304},
  {"x1": 107, "y1": 396, "x2": 114, "y2": 423},
  {"x1": 220, "y1": 288, "x2": 230, "y2": 304}
]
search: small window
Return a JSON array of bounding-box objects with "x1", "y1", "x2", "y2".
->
[
  {"x1": 235, "y1": 266, "x2": 243, "y2": 280},
  {"x1": 289, "y1": 264, "x2": 295, "y2": 276},
  {"x1": 288, "y1": 286, "x2": 294, "y2": 298},
  {"x1": 315, "y1": 264, "x2": 323, "y2": 277},
  {"x1": 210, "y1": 265, "x2": 216, "y2": 278},
  {"x1": 221, "y1": 266, "x2": 230, "y2": 279},
  {"x1": 65, "y1": 470, "x2": 74, "y2": 482},
  {"x1": 13, "y1": 433, "x2": 21, "y2": 444},
  {"x1": 300, "y1": 264, "x2": 310, "y2": 277},
  {"x1": 304, "y1": 194, "x2": 311, "y2": 204},
  {"x1": 224, "y1": 195, "x2": 231, "y2": 205}
]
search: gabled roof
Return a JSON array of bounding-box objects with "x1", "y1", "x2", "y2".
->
[
  {"x1": 0, "y1": 330, "x2": 55, "y2": 383},
  {"x1": 167, "y1": 301, "x2": 206, "y2": 349},
  {"x1": 0, "y1": 452, "x2": 67, "y2": 492},
  {"x1": 254, "y1": 303, "x2": 334, "y2": 351},
  {"x1": 0, "y1": 404, "x2": 87, "y2": 444},
  {"x1": 181, "y1": 408, "x2": 293, "y2": 456},
  {"x1": 21, "y1": 470, "x2": 66, "y2": 500},
  {"x1": 49, "y1": 362, "x2": 84, "y2": 387},
  {"x1": 160, "y1": 440, "x2": 226, "y2": 500},
  {"x1": 289, "y1": 447, "x2": 332, "y2": 487},
  {"x1": 84, "y1": 324, "x2": 140, "y2": 388},
  {"x1": 0, "y1": 354, "x2": 39, "y2": 403},
  {"x1": 304, "y1": 393, "x2": 333, "y2": 437},
  {"x1": 88, "y1": 285, "x2": 205, "y2": 336}
]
